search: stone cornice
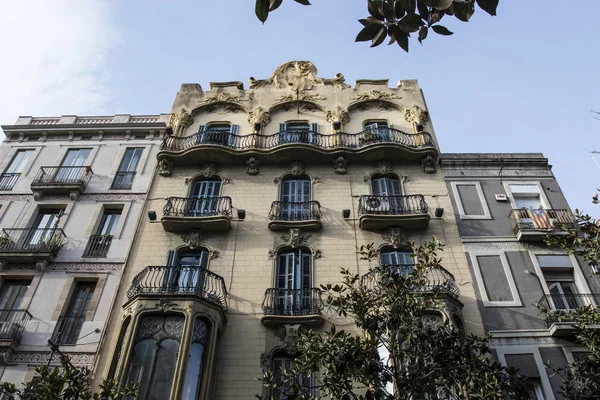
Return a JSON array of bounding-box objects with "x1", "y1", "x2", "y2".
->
[{"x1": 439, "y1": 153, "x2": 550, "y2": 170}]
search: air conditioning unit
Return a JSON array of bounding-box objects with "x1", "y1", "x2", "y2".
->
[{"x1": 365, "y1": 197, "x2": 390, "y2": 213}]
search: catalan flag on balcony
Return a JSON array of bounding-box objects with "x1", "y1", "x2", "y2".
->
[{"x1": 527, "y1": 208, "x2": 552, "y2": 230}]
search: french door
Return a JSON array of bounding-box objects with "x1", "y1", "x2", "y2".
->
[
  {"x1": 371, "y1": 177, "x2": 403, "y2": 213},
  {"x1": 380, "y1": 251, "x2": 415, "y2": 275},
  {"x1": 548, "y1": 282, "x2": 581, "y2": 310},
  {"x1": 276, "y1": 250, "x2": 312, "y2": 314},
  {"x1": 365, "y1": 121, "x2": 390, "y2": 141},
  {"x1": 165, "y1": 251, "x2": 209, "y2": 293},
  {"x1": 27, "y1": 209, "x2": 62, "y2": 248},
  {"x1": 281, "y1": 179, "x2": 311, "y2": 220},
  {"x1": 188, "y1": 180, "x2": 221, "y2": 216},
  {"x1": 56, "y1": 149, "x2": 91, "y2": 182}
]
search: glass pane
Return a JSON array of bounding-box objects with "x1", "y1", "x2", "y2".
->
[
  {"x1": 536, "y1": 255, "x2": 572, "y2": 268},
  {"x1": 182, "y1": 318, "x2": 211, "y2": 400},
  {"x1": 0, "y1": 280, "x2": 30, "y2": 311},
  {"x1": 149, "y1": 338, "x2": 179, "y2": 400},
  {"x1": 6, "y1": 150, "x2": 32, "y2": 174},
  {"x1": 99, "y1": 212, "x2": 121, "y2": 235},
  {"x1": 119, "y1": 148, "x2": 143, "y2": 172},
  {"x1": 127, "y1": 338, "x2": 157, "y2": 399}
]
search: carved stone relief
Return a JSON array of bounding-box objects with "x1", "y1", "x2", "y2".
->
[
  {"x1": 350, "y1": 90, "x2": 401, "y2": 101},
  {"x1": 421, "y1": 156, "x2": 437, "y2": 174},
  {"x1": 249, "y1": 61, "x2": 349, "y2": 92},
  {"x1": 156, "y1": 299, "x2": 178, "y2": 312},
  {"x1": 181, "y1": 230, "x2": 206, "y2": 250},
  {"x1": 201, "y1": 92, "x2": 246, "y2": 104},
  {"x1": 158, "y1": 158, "x2": 174, "y2": 177},
  {"x1": 281, "y1": 229, "x2": 311, "y2": 248},
  {"x1": 245, "y1": 157, "x2": 261, "y2": 175},
  {"x1": 197, "y1": 163, "x2": 219, "y2": 178},
  {"x1": 381, "y1": 227, "x2": 409, "y2": 249},
  {"x1": 169, "y1": 108, "x2": 194, "y2": 133},
  {"x1": 404, "y1": 105, "x2": 430, "y2": 125},
  {"x1": 275, "y1": 92, "x2": 327, "y2": 103},
  {"x1": 247, "y1": 107, "x2": 272, "y2": 129},
  {"x1": 289, "y1": 161, "x2": 305, "y2": 176},
  {"x1": 325, "y1": 105, "x2": 350, "y2": 125},
  {"x1": 375, "y1": 160, "x2": 393, "y2": 175},
  {"x1": 276, "y1": 324, "x2": 306, "y2": 354},
  {"x1": 397, "y1": 80, "x2": 419, "y2": 91},
  {"x1": 333, "y1": 156, "x2": 349, "y2": 174}
]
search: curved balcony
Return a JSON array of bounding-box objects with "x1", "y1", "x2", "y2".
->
[
  {"x1": 127, "y1": 265, "x2": 228, "y2": 312},
  {"x1": 537, "y1": 293, "x2": 600, "y2": 336},
  {"x1": 268, "y1": 201, "x2": 322, "y2": 231},
  {"x1": 161, "y1": 196, "x2": 233, "y2": 232},
  {"x1": 30, "y1": 166, "x2": 93, "y2": 199},
  {"x1": 261, "y1": 288, "x2": 324, "y2": 327},
  {"x1": 358, "y1": 194, "x2": 430, "y2": 230},
  {"x1": 0, "y1": 228, "x2": 66, "y2": 267},
  {"x1": 509, "y1": 209, "x2": 575, "y2": 242},
  {"x1": 361, "y1": 264, "x2": 461, "y2": 299},
  {"x1": 158, "y1": 128, "x2": 437, "y2": 166}
]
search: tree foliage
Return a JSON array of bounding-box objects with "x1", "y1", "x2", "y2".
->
[
  {"x1": 254, "y1": 0, "x2": 499, "y2": 52},
  {"x1": 0, "y1": 354, "x2": 137, "y2": 400},
  {"x1": 258, "y1": 239, "x2": 529, "y2": 399}
]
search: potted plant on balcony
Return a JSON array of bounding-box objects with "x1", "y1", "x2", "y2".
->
[{"x1": 358, "y1": 132, "x2": 382, "y2": 145}]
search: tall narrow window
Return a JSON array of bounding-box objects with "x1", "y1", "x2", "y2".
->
[
  {"x1": 0, "y1": 149, "x2": 33, "y2": 190},
  {"x1": 368, "y1": 175, "x2": 403, "y2": 214},
  {"x1": 125, "y1": 315, "x2": 184, "y2": 400},
  {"x1": 25, "y1": 209, "x2": 63, "y2": 249},
  {"x1": 182, "y1": 318, "x2": 211, "y2": 399},
  {"x1": 83, "y1": 210, "x2": 121, "y2": 258},
  {"x1": 280, "y1": 176, "x2": 311, "y2": 221},
  {"x1": 186, "y1": 177, "x2": 222, "y2": 217},
  {"x1": 163, "y1": 249, "x2": 209, "y2": 294},
  {"x1": 56, "y1": 149, "x2": 91, "y2": 182},
  {"x1": 53, "y1": 281, "x2": 96, "y2": 344},
  {"x1": 0, "y1": 279, "x2": 32, "y2": 341},
  {"x1": 111, "y1": 148, "x2": 143, "y2": 189},
  {"x1": 276, "y1": 249, "x2": 312, "y2": 315}
]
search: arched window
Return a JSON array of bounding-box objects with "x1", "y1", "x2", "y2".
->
[
  {"x1": 279, "y1": 121, "x2": 318, "y2": 144},
  {"x1": 380, "y1": 249, "x2": 414, "y2": 275},
  {"x1": 125, "y1": 314, "x2": 184, "y2": 399},
  {"x1": 182, "y1": 317, "x2": 211, "y2": 399},
  {"x1": 276, "y1": 249, "x2": 312, "y2": 314},
  {"x1": 187, "y1": 177, "x2": 221, "y2": 217},
  {"x1": 280, "y1": 175, "x2": 311, "y2": 221}
]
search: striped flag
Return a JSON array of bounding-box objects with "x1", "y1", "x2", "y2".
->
[{"x1": 527, "y1": 208, "x2": 552, "y2": 229}]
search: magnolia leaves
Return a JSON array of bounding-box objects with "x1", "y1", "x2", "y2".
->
[{"x1": 255, "y1": 0, "x2": 310, "y2": 23}]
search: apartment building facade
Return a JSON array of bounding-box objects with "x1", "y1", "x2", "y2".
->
[
  {"x1": 440, "y1": 153, "x2": 598, "y2": 400},
  {"x1": 0, "y1": 114, "x2": 168, "y2": 384},
  {"x1": 92, "y1": 61, "x2": 483, "y2": 399}
]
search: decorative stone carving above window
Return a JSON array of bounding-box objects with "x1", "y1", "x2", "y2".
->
[
  {"x1": 201, "y1": 92, "x2": 246, "y2": 104},
  {"x1": 350, "y1": 90, "x2": 401, "y2": 101},
  {"x1": 169, "y1": 108, "x2": 193, "y2": 134},
  {"x1": 158, "y1": 158, "x2": 174, "y2": 177},
  {"x1": 326, "y1": 106, "x2": 350, "y2": 125},
  {"x1": 275, "y1": 92, "x2": 327, "y2": 103},
  {"x1": 281, "y1": 228, "x2": 311, "y2": 248},
  {"x1": 197, "y1": 163, "x2": 219, "y2": 178},
  {"x1": 181, "y1": 230, "x2": 206, "y2": 250},
  {"x1": 276, "y1": 324, "x2": 307, "y2": 354},
  {"x1": 289, "y1": 161, "x2": 305, "y2": 176},
  {"x1": 404, "y1": 105, "x2": 430, "y2": 125},
  {"x1": 248, "y1": 61, "x2": 349, "y2": 92},
  {"x1": 375, "y1": 160, "x2": 393, "y2": 174},
  {"x1": 333, "y1": 156, "x2": 349, "y2": 174},
  {"x1": 247, "y1": 107, "x2": 271, "y2": 129},
  {"x1": 381, "y1": 227, "x2": 409, "y2": 249},
  {"x1": 245, "y1": 157, "x2": 261, "y2": 175},
  {"x1": 421, "y1": 156, "x2": 437, "y2": 174}
]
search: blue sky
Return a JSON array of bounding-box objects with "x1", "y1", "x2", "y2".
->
[{"x1": 0, "y1": 1, "x2": 598, "y2": 213}]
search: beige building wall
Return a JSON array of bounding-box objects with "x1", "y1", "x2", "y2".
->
[{"x1": 93, "y1": 61, "x2": 483, "y2": 399}]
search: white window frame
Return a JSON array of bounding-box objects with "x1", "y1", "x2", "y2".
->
[
  {"x1": 450, "y1": 181, "x2": 491, "y2": 220},
  {"x1": 469, "y1": 251, "x2": 522, "y2": 307},
  {"x1": 528, "y1": 251, "x2": 592, "y2": 296},
  {"x1": 502, "y1": 181, "x2": 551, "y2": 210},
  {"x1": 495, "y1": 346, "x2": 554, "y2": 400}
]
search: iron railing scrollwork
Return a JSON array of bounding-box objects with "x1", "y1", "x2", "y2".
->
[
  {"x1": 269, "y1": 201, "x2": 322, "y2": 221},
  {"x1": 537, "y1": 293, "x2": 600, "y2": 326},
  {"x1": 110, "y1": 172, "x2": 136, "y2": 190},
  {"x1": 52, "y1": 315, "x2": 86, "y2": 345},
  {"x1": 361, "y1": 264, "x2": 461, "y2": 298},
  {"x1": 508, "y1": 209, "x2": 576, "y2": 234},
  {"x1": 163, "y1": 196, "x2": 233, "y2": 218},
  {"x1": 0, "y1": 173, "x2": 20, "y2": 191},
  {"x1": 358, "y1": 194, "x2": 428, "y2": 216},
  {"x1": 0, "y1": 309, "x2": 32, "y2": 342},
  {"x1": 0, "y1": 228, "x2": 66, "y2": 255},
  {"x1": 82, "y1": 234, "x2": 113, "y2": 258},
  {"x1": 261, "y1": 288, "x2": 324, "y2": 316},
  {"x1": 31, "y1": 166, "x2": 93, "y2": 187},
  {"x1": 127, "y1": 265, "x2": 228, "y2": 311},
  {"x1": 160, "y1": 128, "x2": 436, "y2": 152}
]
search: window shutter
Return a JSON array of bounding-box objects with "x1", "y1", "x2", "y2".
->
[
  {"x1": 311, "y1": 122, "x2": 318, "y2": 133},
  {"x1": 197, "y1": 125, "x2": 206, "y2": 144},
  {"x1": 390, "y1": 178, "x2": 402, "y2": 196},
  {"x1": 279, "y1": 123, "x2": 286, "y2": 132},
  {"x1": 228, "y1": 124, "x2": 239, "y2": 147},
  {"x1": 166, "y1": 250, "x2": 176, "y2": 266}
]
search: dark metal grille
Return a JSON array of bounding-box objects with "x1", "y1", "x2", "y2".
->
[
  {"x1": 52, "y1": 316, "x2": 85, "y2": 345},
  {"x1": 110, "y1": 172, "x2": 136, "y2": 190},
  {"x1": 0, "y1": 309, "x2": 32, "y2": 343},
  {"x1": 361, "y1": 265, "x2": 461, "y2": 298},
  {"x1": 163, "y1": 196, "x2": 233, "y2": 218},
  {"x1": 82, "y1": 234, "x2": 113, "y2": 258},
  {"x1": 127, "y1": 266, "x2": 228, "y2": 311},
  {"x1": 509, "y1": 209, "x2": 576, "y2": 234},
  {"x1": 0, "y1": 173, "x2": 20, "y2": 191},
  {"x1": 537, "y1": 293, "x2": 600, "y2": 326},
  {"x1": 160, "y1": 128, "x2": 435, "y2": 152},
  {"x1": 268, "y1": 201, "x2": 322, "y2": 221},
  {"x1": 0, "y1": 228, "x2": 66, "y2": 255},
  {"x1": 31, "y1": 166, "x2": 93, "y2": 187},
  {"x1": 261, "y1": 288, "x2": 324, "y2": 316},
  {"x1": 358, "y1": 194, "x2": 428, "y2": 216}
]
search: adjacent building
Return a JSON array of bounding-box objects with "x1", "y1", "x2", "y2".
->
[
  {"x1": 0, "y1": 114, "x2": 167, "y2": 384},
  {"x1": 440, "y1": 153, "x2": 598, "y2": 399}
]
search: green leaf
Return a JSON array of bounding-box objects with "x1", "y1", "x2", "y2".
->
[
  {"x1": 418, "y1": 26, "x2": 428, "y2": 44},
  {"x1": 387, "y1": 23, "x2": 400, "y2": 44},
  {"x1": 368, "y1": 0, "x2": 385, "y2": 20},
  {"x1": 476, "y1": 0, "x2": 498, "y2": 16},
  {"x1": 396, "y1": 30, "x2": 409, "y2": 52},
  {"x1": 400, "y1": 13, "x2": 425, "y2": 28},
  {"x1": 371, "y1": 26, "x2": 388, "y2": 47},
  {"x1": 382, "y1": 1, "x2": 395, "y2": 20},
  {"x1": 433, "y1": 0, "x2": 453, "y2": 10},
  {"x1": 453, "y1": 0, "x2": 474, "y2": 21},
  {"x1": 356, "y1": 22, "x2": 385, "y2": 42},
  {"x1": 432, "y1": 24, "x2": 453, "y2": 35},
  {"x1": 394, "y1": 1, "x2": 406, "y2": 19},
  {"x1": 417, "y1": 0, "x2": 429, "y2": 20},
  {"x1": 255, "y1": 0, "x2": 270, "y2": 23},
  {"x1": 294, "y1": 0, "x2": 311, "y2": 5},
  {"x1": 269, "y1": 0, "x2": 283, "y2": 11}
]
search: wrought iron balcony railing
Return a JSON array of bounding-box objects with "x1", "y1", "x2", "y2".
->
[
  {"x1": 31, "y1": 166, "x2": 93, "y2": 187},
  {"x1": 127, "y1": 266, "x2": 228, "y2": 311},
  {"x1": 262, "y1": 288, "x2": 324, "y2": 317},
  {"x1": 509, "y1": 209, "x2": 576, "y2": 234},
  {"x1": 163, "y1": 196, "x2": 233, "y2": 218},
  {"x1": 0, "y1": 309, "x2": 32, "y2": 343},
  {"x1": 160, "y1": 128, "x2": 435, "y2": 152},
  {"x1": 110, "y1": 171, "x2": 136, "y2": 190},
  {"x1": 0, "y1": 228, "x2": 66, "y2": 255},
  {"x1": 361, "y1": 264, "x2": 461, "y2": 298},
  {"x1": 82, "y1": 234, "x2": 113, "y2": 258},
  {"x1": 537, "y1": 293, "x2": 600, "y2": 326},
  {"x1": 52, "y1": 315, "x2": 85, "y2": 345},
  {"x1": 0, "y1": 173, "x2": 20, "y2": 191},
  {"x1": 269, "y1": 201, "x2": 322, "y2": 222},
  {"x1": 358, "y1": 195, "x2": 429, "y2": 216}
]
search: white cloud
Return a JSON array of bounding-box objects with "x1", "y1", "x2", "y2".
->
[{"x1": 0, "y1": 1, "x2": 117, "y2": 125}]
